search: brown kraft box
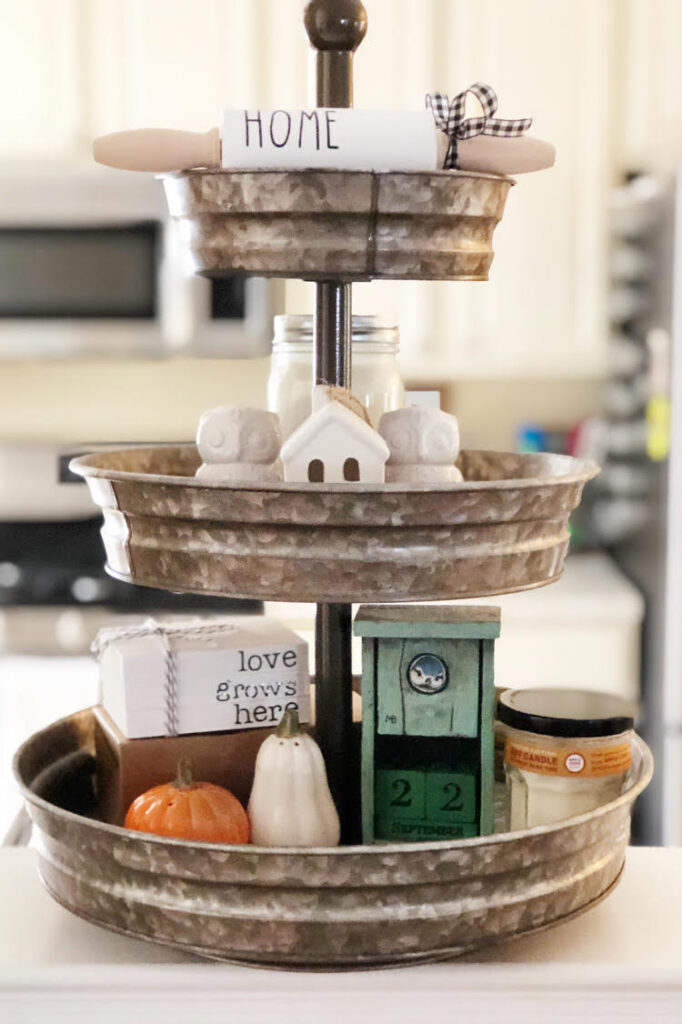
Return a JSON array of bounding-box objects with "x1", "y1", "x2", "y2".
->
[{"x1": 93, "y1": 705, "x2": 272, "y2": 825}]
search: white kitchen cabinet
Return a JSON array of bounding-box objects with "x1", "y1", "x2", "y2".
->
[
  {"x1": 427, "y1": 0, "x2": 617, "y2": 382},
  {"x1": 0, "y1": 0, "x2": 673, "y2": 379},
  {"x1": 620, "y1": 0, "x2": 682, "y2": 172},
  {"x1": 87, "y1": 0, "x2": 269, "y2": 133},
  {"x1": 0, "y1": 0, "x2": 83, "y2": 158},
  {"x1": 283, "y1": 0, "x2": 619, "y2": 381}
]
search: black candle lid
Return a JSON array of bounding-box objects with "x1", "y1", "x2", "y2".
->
[{"x1": 497, "y1": 688, "x2": 634, "y2": 738}]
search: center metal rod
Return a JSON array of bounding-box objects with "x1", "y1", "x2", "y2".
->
[
  {"x1": 314, "y1": 283, "x2": 351, "y2": 386},
  {"x1": 304, "y1": 0, "x2": 368, "y2": 844},
  {"x1": 313, "y1": 279, "x2": 355, "y2": 842}
]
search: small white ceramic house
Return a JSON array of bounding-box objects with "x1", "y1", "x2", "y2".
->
[{"x1": 280, "y1": 388, "x2": 390, "y2": 484}]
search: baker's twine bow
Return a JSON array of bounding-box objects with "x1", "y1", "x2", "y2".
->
[
  {"x1": 426, "y1": 83, "x2": 532, "y2": 169},
  {"x1": 92, "y1": 617, "x2": 236, "y2": 737}
]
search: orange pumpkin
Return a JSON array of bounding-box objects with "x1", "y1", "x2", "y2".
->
[{"x1": 124, "y1": 757, "x2": 250, "y2": 844}]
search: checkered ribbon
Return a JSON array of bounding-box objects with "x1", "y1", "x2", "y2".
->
[
  {"x1": 92, "y1": 618, "x2": 236, "y2": 736},
  {"x1": 426, "y1": 83, "x2": 532, "y2": 169}
]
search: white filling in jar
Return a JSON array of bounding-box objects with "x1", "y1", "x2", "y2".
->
[
  {"x1": 497, "y1": 688, "x2": 635, "y2": 830},
  {"x1": 267, "y1": 314, "x2": 404, "y2": 438}
]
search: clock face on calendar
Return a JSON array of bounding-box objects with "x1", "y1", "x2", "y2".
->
[{"x1": 407, "y1": 654, "x2": 449, "y2": 695}]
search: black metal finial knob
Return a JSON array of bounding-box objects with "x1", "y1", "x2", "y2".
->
[{"x1": 304, "y1": 0, "x2": 368, "y2": 52}]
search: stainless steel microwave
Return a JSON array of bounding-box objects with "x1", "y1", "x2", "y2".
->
[{"x1": 0, "y1": 165, "x2": 277, "y2": 358}]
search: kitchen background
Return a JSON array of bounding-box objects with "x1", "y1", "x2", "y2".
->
[{"x1": 1, "y1": 0, "x2": 681, "y2": 844}]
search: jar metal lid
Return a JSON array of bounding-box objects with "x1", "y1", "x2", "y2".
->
[
  {"x1": 497, "y1": 688, "x2": 635, "y2": 738},
  {"x1": 273, "y1": 314, "x2": 398, "y2": 348}
]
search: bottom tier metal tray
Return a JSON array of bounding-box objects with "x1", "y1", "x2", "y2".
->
[
  {"x1": 15, "y1": 709, "x2": 652, "y2": 970},
  {"x1": 69, "y1": 446, "x2": 598, "y2": 603}
]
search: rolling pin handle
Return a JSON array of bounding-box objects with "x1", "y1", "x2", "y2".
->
[{"x1": 93, "y1": 126, "x2": 220, "y2": 172}]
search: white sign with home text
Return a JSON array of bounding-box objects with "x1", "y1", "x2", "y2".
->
[{"x1": 221, "y1": 108, "x2": 437, "y2": 171}]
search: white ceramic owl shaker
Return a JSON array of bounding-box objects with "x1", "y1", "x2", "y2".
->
[
  {"x1": 195, "y1": 406, "x2": 283, "y2": 483},
  {"x1": 378, "y1": 406, "x2": 463, "y2": 483}
]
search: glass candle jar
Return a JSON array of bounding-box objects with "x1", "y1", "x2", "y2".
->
[
  {"x1": 497, "y1": 688, "x2": 634, "y2": 831},
  {"x1": 267, "y1": 314, "x2": 404, "y2": 438}
]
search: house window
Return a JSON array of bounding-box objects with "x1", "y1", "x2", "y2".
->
[
  {"x1": 343, "y1": 457, "x2": 360, "y2": 482},
  {"x1": 308, "y1": 459, "x2": 324, "y2": 483}
]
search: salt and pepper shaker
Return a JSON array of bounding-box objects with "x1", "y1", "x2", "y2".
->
[
  {"x1": 379, "y1": 407, "x2": 464, "y2": 483},
  {"x1": 195, "y1": 407, "x2": 282, "y2": 483}
]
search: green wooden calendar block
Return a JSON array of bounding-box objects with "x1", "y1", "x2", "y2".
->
[
  {"x1": 356, "y1": 604, "x2": 500, "y2": 845},
  {"x1": 424, "y1": 771, "x2": 477, "y2": 824},
  {"x1": 374, "y1": 769, "x2": 426, "y2": 822}
]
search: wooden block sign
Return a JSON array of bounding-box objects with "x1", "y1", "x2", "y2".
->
[
  {"x1": 355, "y1": 605, "x2": 500, "y2": 844},
  {"x1": 98, "y1": 617, "x2": 310, "y2": 739}
]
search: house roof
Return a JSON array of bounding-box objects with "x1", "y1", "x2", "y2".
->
[{"x1": 281, "y1": 400, "x2": 390, "y2": 463}]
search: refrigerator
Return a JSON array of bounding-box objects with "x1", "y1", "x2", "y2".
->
[{"x1": 606, "y1": 171, "x2": 682, "y2": 845}]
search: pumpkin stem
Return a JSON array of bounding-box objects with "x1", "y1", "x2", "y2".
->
[
  {"x1": 275, "y1": 708, "x2": 301, "y2": 738},
  {"x1": 175, "y1": 757, "x2": 195, "y2": 789}
]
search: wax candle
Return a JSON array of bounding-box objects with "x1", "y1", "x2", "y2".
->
[{"x1": 497, "y1": 688, "x2": 634, "y2": 830}]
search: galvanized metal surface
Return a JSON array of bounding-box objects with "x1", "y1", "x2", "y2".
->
[
  {"x1": 161, "y1": 169, "x2": 513, "y2": 282},
  {"x1": 70, "y1": 446, "x2": 598, "y2": 603},
  {"x1": 15, "y1": 709, "x2": 652, "y2": 970}
]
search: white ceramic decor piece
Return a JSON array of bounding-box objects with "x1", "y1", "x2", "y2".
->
[
  {"x1": 280, "y1": 387, "x2": 389, "y2": 484},
  {"x1": 379, "y1": 406, "x2": 463, "y2": 483},
  {"x1": 195, "y1": 406, "x2": 282, "y2": 483},
  {"x1": 247, "y1": 708, "x2": 341, "y2": 847}
]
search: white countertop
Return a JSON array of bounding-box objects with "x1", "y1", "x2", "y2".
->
[{"x1": 1, "y1": 846, "x2": 680, "y2": 1023}]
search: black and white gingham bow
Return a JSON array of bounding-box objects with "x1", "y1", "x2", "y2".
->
[{"x1": 426, "y1": 83, "x2": 532, "y2": 169}]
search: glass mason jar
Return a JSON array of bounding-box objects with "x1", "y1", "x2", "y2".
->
[{"x1": 267, "y1": 315, "x2": 404, "y2": 438}]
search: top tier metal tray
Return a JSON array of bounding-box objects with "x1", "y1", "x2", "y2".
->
[
  {"x1": 70, "y1": 446, "x2": 597, "y2": 604},
  {"x1": 163, "y1": 169, "x2": 512, "y2": 282}
]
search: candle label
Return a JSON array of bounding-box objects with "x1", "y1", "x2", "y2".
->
[
  {"x1": 221, "y1": 109, "x2": 437, "y2": 172},
  {"x1": 505, "y1": 738, "x2": 632, "y2": 778}
]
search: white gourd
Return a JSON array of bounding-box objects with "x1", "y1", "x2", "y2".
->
[{"x1": 248, "y1": 709, "x2": 341, "y2": 847}]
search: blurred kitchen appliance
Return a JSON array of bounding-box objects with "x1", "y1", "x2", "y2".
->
[
  {"x1": 0, "y1": 508, "x2": 260, "y2": 656},
  {"x1": 0, "y1": 166, "x2": 270, "y2": 650},
  {"x1": 605, "y1": 172, "x2": 682, "y2": 845},
  {"x1": 0, "y1": 439, "x2": 261, "y2": 655},
  {"x1": 0, "y1": 165, "x2": 274, "y2": 358}
]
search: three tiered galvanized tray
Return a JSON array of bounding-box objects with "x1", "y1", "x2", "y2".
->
[{"x1": 16, "y1": 0, "x2": 649, "y2": 970}]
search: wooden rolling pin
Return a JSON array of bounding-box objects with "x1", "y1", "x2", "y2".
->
[{"x1": 94, "y1": 112, "x2": 555, "y2": 176}]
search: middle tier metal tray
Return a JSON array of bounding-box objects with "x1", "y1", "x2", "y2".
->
[{"x1": 70, "y1": 446, "x2": 598, "y2": 603}]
